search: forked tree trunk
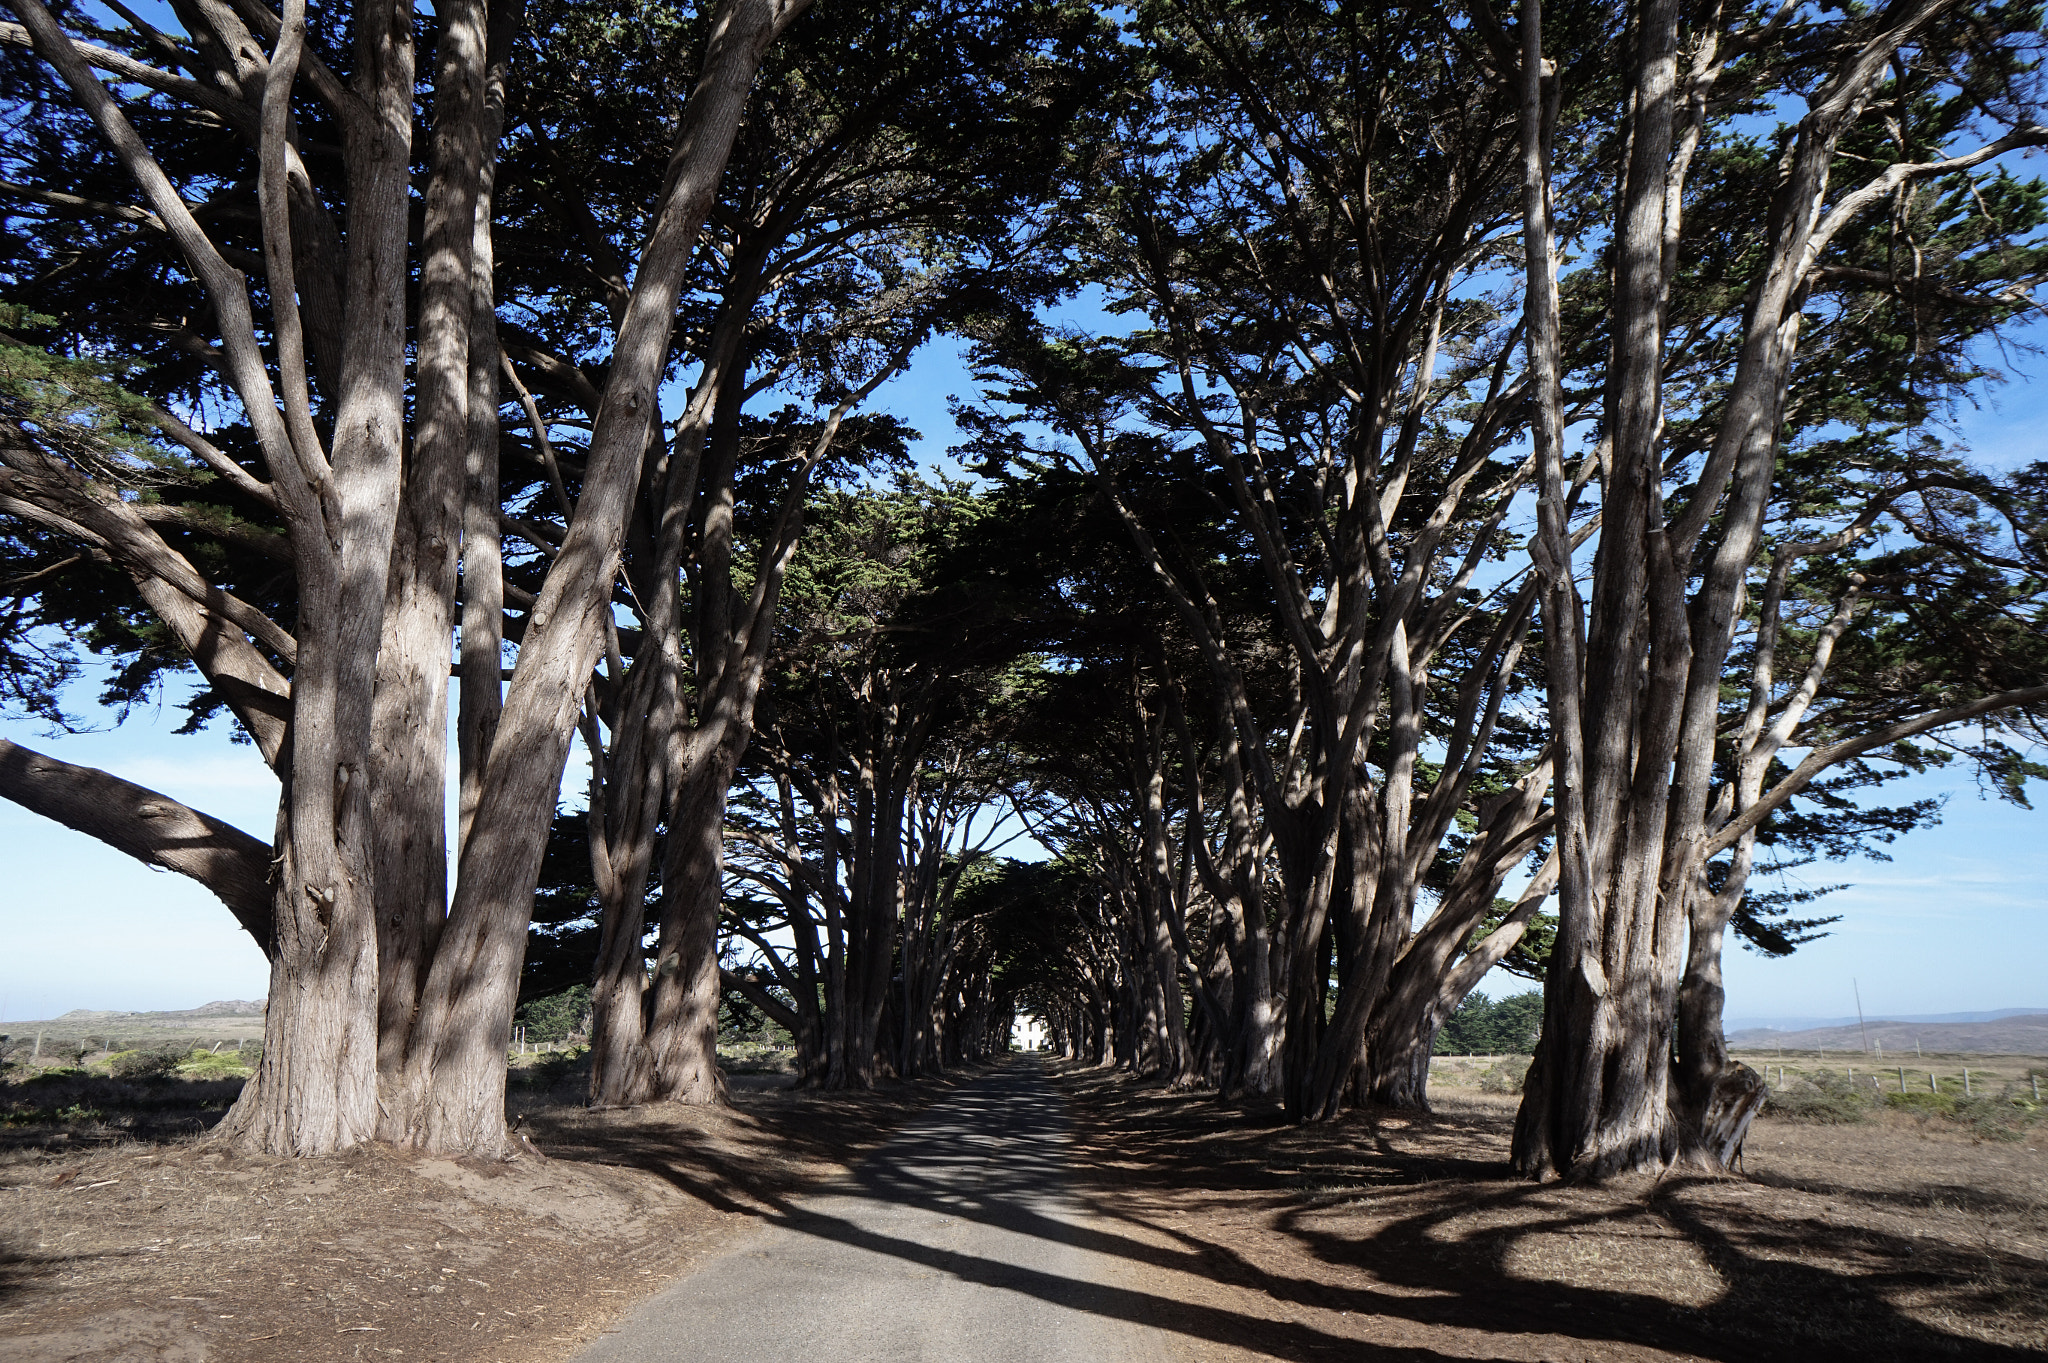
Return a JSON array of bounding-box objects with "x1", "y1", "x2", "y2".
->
[
  {"x1": 1273, "y1": 820, "x2": 1340, "y2": 1116},
  {"x1": 392, "y1": 0, "x2": 801, "y2": 1154},
  {"x1": 1362, "y1": 850, "x2": 1557, "y2": 1110},
  {"x1": 1512, "y1": 0, "x2": 1968, "y2": 1180},
  {"x1": 13, "y1": 0, "x2": 415, "y2": 1144},
  {"x1": 213, "y1": 0, "x2": 415, "y2": 1156}
]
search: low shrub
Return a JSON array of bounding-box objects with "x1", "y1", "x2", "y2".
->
[
  {"x1": 1477, "y1": 1057, "x2": 1529, "y2": 1094},
  {"x1": 108, "y1": 1047, "x2": 189, "y2": 1079},
  {"x1": 1952, "y1": 1089, "x2": 2040, "y2": 1143},
  {"x1": 1765, "y1": 1070, "x2": 1870, "y2": 1124},
  {"x1": 1884, "y1": 1089, "x2": 1958, "y2": 1117},
  {"x1": 0, "y1": 1070, "x2": 248, "y2": 1146},
  {"x1": 177, "y1": 1049, "x2": 255, "y2": 1079}
]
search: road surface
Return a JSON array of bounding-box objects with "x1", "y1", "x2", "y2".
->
[{"x1": 574, "y1": 1059, "x2": 1179, "y2": 1362}]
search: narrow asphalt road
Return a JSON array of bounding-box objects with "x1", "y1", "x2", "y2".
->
[{"x1": 573, "y1": 1059, "x2": 1180, "y2": 1362}]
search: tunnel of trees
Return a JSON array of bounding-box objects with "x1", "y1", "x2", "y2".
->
[{"x1": 1, "y1": 0, "x2": 2044, "y2": 1179}]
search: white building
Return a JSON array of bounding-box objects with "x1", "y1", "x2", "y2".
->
[{"x1": 1011, "y1": 1012, "x2": 1048, "y2": 1051}]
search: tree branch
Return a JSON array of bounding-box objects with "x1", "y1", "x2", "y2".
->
[
  {"x1": 1705, "y1": 683, "x2": 2048, "y2": 857},
  {"x1": 0, "y1": 738, "x2": 275, "y2": 954}
]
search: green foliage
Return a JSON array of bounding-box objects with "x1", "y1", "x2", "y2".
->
[
  {"x1": 515, "y1": 985, "x2": 593, "y2": 1043},
  {"x1": 1466, "y1": 900, "x2": 1556, "y2": 981},
  {"x1": 1766, "y1": 1070, "x2": 1872, "y2": 1124},
  {"x1": 1436, "y1": 991, "x2": 1543, "y2": 1056},
  {"x1": 0, "y1": 306, "x2": 162, "y2": 465},
  {"x1": 177, "y1": 1048, "x2": 256, "y2": 1079},
  {"x1": 1954, "y1": 1089, "x2": 2042, "y2": 1143},
  {"x1": 1885, "y1": 1089, "x2": 1958, "y2": 1116},
  {"x1": 105, "y1": 1046, "x2": 188, "y2": 1079},
  {"x1": 1477, "y1": 1058, "x2": 1531, "y2": 1095}
]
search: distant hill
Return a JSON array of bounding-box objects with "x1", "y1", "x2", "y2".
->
[
  {"x1": 1728, "y1": 1011, "x2": 2048, "y2": 1054},
  {"x1": 1725, "y1": 1007, "x2": 2048, "y2": 1031},
  {"x1": 3, "y1": 1001, "x2": 267, "y2": 1044}
]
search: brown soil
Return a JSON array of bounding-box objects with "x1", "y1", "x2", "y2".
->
[
  {"x1": 0, "y1": 1067, "x2": 982, "y2": 1363},
  {"x1": 1054, "y1": 1065, "x2": 2048, "y2": 1363},
  {"x1": 8, "y1": 1058, "x2": 2042, "y2": 1363}
]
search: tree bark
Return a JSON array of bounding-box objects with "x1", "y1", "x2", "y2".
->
[
  {"x1": 369, "y1": 0, "x2": 489, "y2": 1099},
  {"x1": 394, "y1": 0, "x2": 803, "y2": 1153},
  {"x1": 219, "y1": 0, "x2": 414, "y2": 1158},
  {"x1": 642, "y1": 740, "x2": 732, "y2": 1105}
]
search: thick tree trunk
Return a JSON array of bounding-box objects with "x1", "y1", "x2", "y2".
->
[
  {"x1": 1692, "y1": 1063, "x2": 1767, "y2": 1171},
  {"x1": 1132, "y1": 889, "x2": 1184, "y2": 1082},
  {"x1": 641, "y1": 742, "x2": 736, "y2": 1105},
  {"x1": 1274, "y1": 820, "x2": 1340, "y2": 1116},
  {"x1": 217, "y1": 0, "x2": 414, "y2": 1157},
  {"x1": 831, "y1": 718, "x2": 910, "y2": 1090},
  {"x1": 367, "y1": 0, "x2": 489, "y2": 1104},
  {"x1": 394, "y1": 0, "x2": 797, "y2": 1154},
  {"x1": 588, "y1": 910, "x2": 653, "y2": 1106},
  {"x1": 1229, "y1": 907, "x2": 1281, "y2": 1097},
  {"x1": 1671, "y1": 874, "x2": 1768, "y2": 1169},
  {"x1": 1305, "y1": 779, "x2": 1417, "y2": 1120}
]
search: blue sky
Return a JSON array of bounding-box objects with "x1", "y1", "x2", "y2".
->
[{"x1": 2, "y1": 311, "x2": 2044, "y2": 1025}]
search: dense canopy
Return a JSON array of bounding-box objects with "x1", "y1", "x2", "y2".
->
[{"x1": 1, "y1": 0, "x2": 2044, "y2": 1177}]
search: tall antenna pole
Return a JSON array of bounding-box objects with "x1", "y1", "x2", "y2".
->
[{"x1": 1854, "y1": 978, "x2": 1870, "y2": 1055}]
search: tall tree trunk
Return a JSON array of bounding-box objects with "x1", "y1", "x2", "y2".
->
[
  {"x1": 456, "y1": 0, "x2": 518, "y2": 855},
  {"x1": 208, "y1": 0, "x2": 414, "y2": 1156},
  {"x1": 1274, "y1": 813, "x2": 1340, "y2": 1117},
  {"x1": 394, "y1": 0, "x2": 800, "y2": 1153},
  {"x1": 642, "y1": 738, "x2": 733, "y2": 1105},
  {"x1": 1513, "y1": 0, "x2": 1965, "y2": 1179},
  {"x1": 369, "y1": 0, "x2": 488, "y2": 1104}
]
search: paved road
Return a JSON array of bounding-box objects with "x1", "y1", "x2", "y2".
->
[{"x1": 575, "y1": 1060, "x2": 1179, "y2": 1363}]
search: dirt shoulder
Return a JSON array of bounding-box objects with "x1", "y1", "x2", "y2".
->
[
  {"x1": 0, "y1": 1064, "x2": 990, "y2": 1363},
  {"x1": 1051, "y1": 1065, "x2": 2048, "y2": 1363}
]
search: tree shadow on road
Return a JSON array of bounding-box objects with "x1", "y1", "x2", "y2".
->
[{"x1": 530, "y1": 1058, "x2": 2047, "y2": 1362}]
